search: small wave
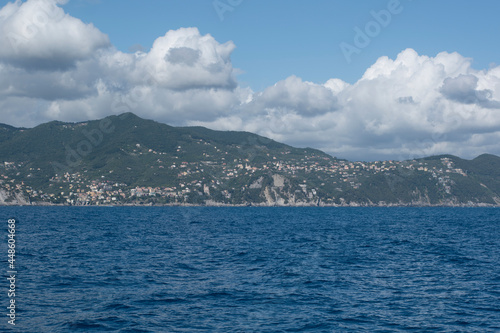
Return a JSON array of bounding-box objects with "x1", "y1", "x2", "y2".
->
[
  {"x1": 103, "y1": 303, "x2": 133, "y2": 311},
  {"x1": 67, "y1": 319, "x2": 108, "y2": 330},
  {"x1": 175, "y1": 262, "x2": 199, "y2": 271}
]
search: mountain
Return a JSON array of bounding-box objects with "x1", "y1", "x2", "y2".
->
[{"x1": 0, "y1": 113, "x2": 499, "y2": 206}]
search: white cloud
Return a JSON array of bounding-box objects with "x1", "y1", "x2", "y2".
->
[
  {"x1": 135, "y1": 27, "x2": 237, "y2": 90},
  {"x1": 249, "y1": 76, "x2": 339, "y2": 117},
  {"x1": 0, "y1": 1, "x2": 242, "y2": 127},
  {"x1": 440, "y1": 74, "x2": 500, "y2": 108},
  {"x1": 0, "y1": 0, "x2": 110, "y2": 70},
  {"x1": 0, "y1": 1, "x2": 499, "y2": 161},
  {"x1": 195, "y1": 49, "x2": 500, "y2": 160}
]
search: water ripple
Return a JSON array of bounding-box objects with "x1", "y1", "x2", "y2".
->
[{"x1": 0, "y1": 207, "x2": 498, "y2": 332}]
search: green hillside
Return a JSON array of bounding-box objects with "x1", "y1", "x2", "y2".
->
[{"x1": 0, "y1": 113, "x2": 499, "y2": 206}]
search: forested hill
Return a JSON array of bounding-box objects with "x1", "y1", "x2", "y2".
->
[{"x1": 1, "y1": 113, "x2": 499, "y2": 206}]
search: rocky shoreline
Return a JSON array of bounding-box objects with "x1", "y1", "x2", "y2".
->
[
  {"x1": 2, "y1": 188, "x2": 498, "y2": 207},
  {"x1": 2, "y1": 201, "x2": 499, "y2": 208}
]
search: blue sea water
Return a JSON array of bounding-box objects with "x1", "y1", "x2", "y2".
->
[{"x1": 0, "y1": 207, "x2": 499, "y2": 332}]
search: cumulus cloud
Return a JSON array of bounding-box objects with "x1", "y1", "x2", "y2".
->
[
  {"x1": 249, "y1": 76, "x2": 339, "y2": 117},
  {"x1": 0, "y1": 0, "x2": 500, "y2": 161},
  {"x1": 440, "y1": 74, "x2": 500, "y2": 108},
  {"x1": 166, "y1": 47, "x2": 200, "y2": 66},
  {"x1": 194, "y1": 49, "x2": 500, "y2": 160},
  {"x1": 0, "y1": 1, "x2": 241, "y2": 127},
  {"x1": 136, "y1": 27, "x2": 237, "y2": 91},
  {"x1": 0, "y1": 0, "x2": 110, "y2": 70}
]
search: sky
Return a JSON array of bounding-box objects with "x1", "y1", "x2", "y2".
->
[{"x1": 0, "y1": 0, "x2": 499, "y2": 161}]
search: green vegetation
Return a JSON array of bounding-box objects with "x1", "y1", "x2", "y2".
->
[{"x1": 0, "y1": 113, "x2": 499, "y2": 206}]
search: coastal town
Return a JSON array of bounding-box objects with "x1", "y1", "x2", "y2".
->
[
  {"x1": 2, "y1": 111, "x2": 496, "y2": 206},
  {"x1": 0, "y1": 151, "x2": 469, "y2": 206}
]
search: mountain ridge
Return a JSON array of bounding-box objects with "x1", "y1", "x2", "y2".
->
[{"x1": 0, "y1": 113, "x2": 499, "y2": 206}]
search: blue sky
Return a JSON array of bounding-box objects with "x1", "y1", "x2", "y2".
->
[
  {"x1": 1, "y1": 0, "x2": 500, "y2": 160},
  {"x1": 62, "y1": 0, "x2": 500, "y2": 90}
]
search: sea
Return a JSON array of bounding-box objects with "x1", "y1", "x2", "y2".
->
[{"x1": 0, "y1": 207, "x2": 499, "y2": 332}]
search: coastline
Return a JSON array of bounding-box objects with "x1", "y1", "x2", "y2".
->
[{"x1": 2, "y1": 202, "x2": 499, "y2": 208}]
